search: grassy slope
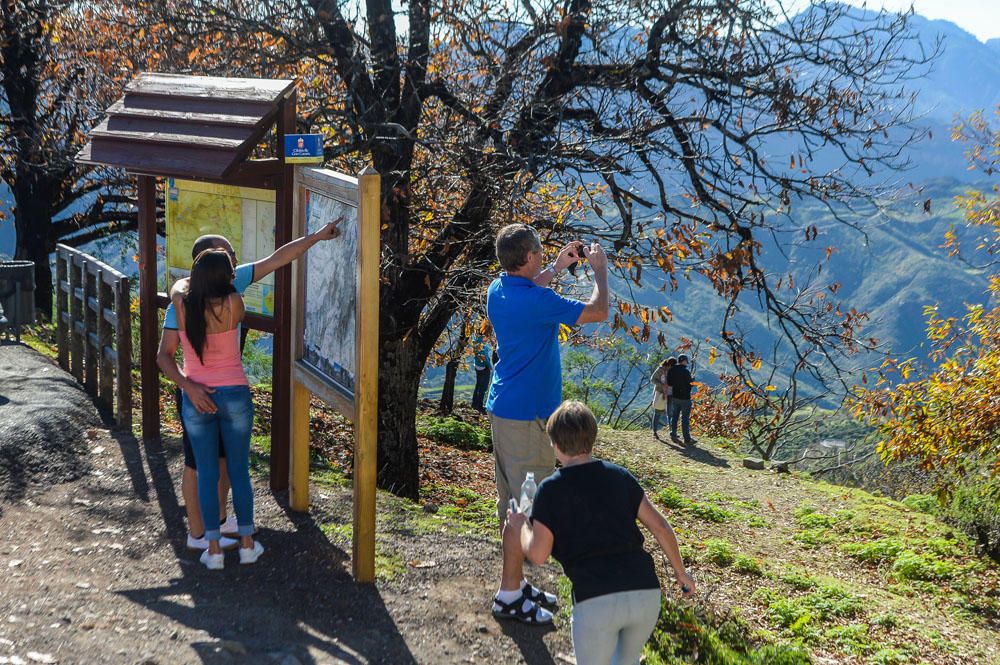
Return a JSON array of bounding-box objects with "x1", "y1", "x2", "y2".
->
[
  {"x1": 24, "y1": 320, "x2": 996, "y2": 664},
  {"x1": 596, "y1": 430, "x2": 999, "y2": 665},
  {"x1": 296, "y1": 405, "x2": 1000, "y2": 664}
]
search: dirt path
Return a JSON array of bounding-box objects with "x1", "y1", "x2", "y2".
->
[{"x1": 0, "y1": 346, "x2": 573, "y2": 665}]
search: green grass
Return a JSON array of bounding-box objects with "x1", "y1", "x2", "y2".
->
[
  {"x1": 643, "y1": 597, "x2": 812, "y2": 665},
  {"x1": 890, "y1": 551, "x2": 958, "y2": 582},
  {"x1": 417, "y1": 415, "x2": 492, "y2": 451},
  {"x1": 841, "y1": 538, "x2": 906, "y2": 564},
  {"x1": 656, "y1": 486, "x2": 686, "y2": 509},
  {"x1": 704, "y1": 538, "x2": 738, "y2": 567},
  {"x1": 417, "y1": 483, "x2": 499, "y2": 533},
  {"x1": 734, "y1": 555, "x2": 764, "y2": 576}
]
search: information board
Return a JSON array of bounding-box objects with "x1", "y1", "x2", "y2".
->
[
  {"x1": 291, "y1": 168, "x2": 365, "y2": 413},
  {"x1": 301, "y1": 186, "x2": 358, "y2": 397},
  {"x1": 164, "y1": 179, "x2": 276, "y2": 317}
]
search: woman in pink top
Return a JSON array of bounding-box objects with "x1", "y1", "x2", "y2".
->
[{"x1": 156, "y1": 248, "x2": 262, "y2": 569}]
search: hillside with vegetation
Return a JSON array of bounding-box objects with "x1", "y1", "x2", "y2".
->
[{"x1": 3, "y1": 339, "x2": 998, "y2": 664}]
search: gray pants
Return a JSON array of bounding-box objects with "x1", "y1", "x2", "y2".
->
[{"x1": 571, "y1": 588, "x2": 662, "y2": 665}]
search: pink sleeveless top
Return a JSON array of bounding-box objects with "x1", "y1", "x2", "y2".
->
[{"x1": 178, "y1": 296, "x2": 248, "y2": 387}]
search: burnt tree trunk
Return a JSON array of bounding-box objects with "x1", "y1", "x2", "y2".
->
[
  {"x1": 439, "y1": 325, "x2": 470, "y2": 414},
  {"x1": 376, "y1": 335, "x2": 424, "y2": 499},
  {"x1": 439, "y1": 359, "x2": 459, "y2": 414}
]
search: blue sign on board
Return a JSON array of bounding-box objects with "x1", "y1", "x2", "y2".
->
[{"x1": 284, "y1": 134, "x2": 324, "y2": 164}]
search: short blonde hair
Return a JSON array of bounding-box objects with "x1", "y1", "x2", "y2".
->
[{"x1": 546, "y1": 400, "x2": 598, "y2": 456}]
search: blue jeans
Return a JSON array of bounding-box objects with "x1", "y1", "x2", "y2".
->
[
  {"x1": 669, "y1": 398, "x2": 692, "y2": 442},
  {"x1": 181, "y1": 386, "x2": 255, "y2": 541},
  {"x1": 651, "y1": 409, "x2": 665, "y2": 433}
]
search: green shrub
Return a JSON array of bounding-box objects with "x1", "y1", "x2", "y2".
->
[
  {"x1": 779, "y1": 570, "x2": 818, "y2": 590},
  {"x1": 643, "y1": 597, "x2": 811, "y2": 665},
  {"x1": 872, "y1": 613, "x2": 900, "y2": 629},
  {"x1": 704, "y1": 538, "x2": 737, "y2": 566},
  {"x1": 841, "y1": 538, "x2": 905, "y2": 564},
  {"x1": 689, "y1": 501, "x2": 738, "y2": 523},
  {"x1": 824, "y1": 623, "x2": 873, "y2": 655},
  {"x1": 769, "y1": 598, "x2": 811, "y2": 630},
  {"x1": 794, "y1": 528, "x2": 835, "y2": 548},
  {"x1": 657, "y1": 486, "x2": 686, "y2": 509},
  {"x1": 417, "y1": 416, "x2": 491, "y2": 451},
  {"x1": 890, "y1": 551, "x2": 957, "y2": 581},
  {"x1": 734, "y1": 555, "x2": 764, "y2": 576},
  {"x1": 802, "y1": 584, "x2": 864, "y2": 620},
  {"x1": 901, "y1": 494, "x2": 939, "y2": 515},
  {"x1": 869, "y1": 648, "x2": 909, "y2": 665},
  {"x1": 797, "y1": 511, "x2": 838, "y2": 529},
  {"x1": 923, "y1": 536, "x2": 962, "y2": 558}
]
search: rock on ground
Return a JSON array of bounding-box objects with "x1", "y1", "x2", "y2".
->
[{"x1": 0, "y1": 344, "x2": 101, "y2": 503}]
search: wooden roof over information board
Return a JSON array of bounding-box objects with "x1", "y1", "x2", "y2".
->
[{"x1": 77, "y1": 73, "x2": 296, "y2": 180}]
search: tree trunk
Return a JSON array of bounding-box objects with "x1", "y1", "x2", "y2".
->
[
  {"x1": 12, "y1": 182, "x2": 54, "y2": 320},
  {"x1": 439, "y1": 359, "x2": 459, "y2": 414},
  {"x1": 376, "y1": 335, "x2": 424, "y2": 499}
]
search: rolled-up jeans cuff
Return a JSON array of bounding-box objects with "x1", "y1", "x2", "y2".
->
[
  {"x1": 238, "y1": 524, "x2": 255, "y2": 537},
  {"x1": 205, "y1": 529, "x2": 221, "y2": 541}
]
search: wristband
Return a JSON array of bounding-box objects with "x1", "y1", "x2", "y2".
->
[{"x1": 547, "y1": 262, "x2": 561, "y2": 275}]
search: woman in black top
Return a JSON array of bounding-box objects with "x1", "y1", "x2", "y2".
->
[{"x1": 505, "y1": 400, "x2": 694, "y2": 665}]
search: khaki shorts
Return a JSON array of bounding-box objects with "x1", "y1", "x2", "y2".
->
[{"x1": 489, "y1": 413, "x2": 556, "y2": 522}]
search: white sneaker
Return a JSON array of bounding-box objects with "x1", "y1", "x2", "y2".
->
[
  {"x1": 220, "y1": 515, "x2": 239, "y2": 536},
  {"x1": 187, "y1": 534, "x2": 239, "y2": 551},
  {"x1": 239, "y1": 541, "x2": 264, "y2": 565},
  {"x1": 200, "y1": 549, "x2": 225, "y2": 570}
]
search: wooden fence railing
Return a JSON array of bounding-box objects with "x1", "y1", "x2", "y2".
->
[{"x1": 55, "y1": 244, "x2": 132, "y2": 430}]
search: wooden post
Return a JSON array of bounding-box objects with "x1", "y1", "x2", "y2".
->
[
  {"x1": 84, "y1": 264, "x2": 98, "y2": 393},
  {"x1": 270, "y1": 91, "x2": 297, "y2": 491},
  {"x1": 353, "y1": 166, "x2": 380, "y2": 584},
  {"x1": 115, "y1": 275, "x2": 133, "y2": 431},
  {"x1": 289, "y1": 381, "x2": 311, "y2": 511},
  {"x1": 97, "y1": 271, "x2": 114, "y2": 413},
  {"x1": 138, "y1": 176, "x2": 160, "y2": 441},
  {"x1": 69, "y1": 256, "x2": 83, "y2": 382},
  {"x1": 56, "y1": 249, "x2": 69, "y2": 371}
]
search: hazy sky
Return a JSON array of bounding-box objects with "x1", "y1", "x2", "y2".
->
[{"x1": 836, "y1": 0, "x2": 1000, "y2": 41}]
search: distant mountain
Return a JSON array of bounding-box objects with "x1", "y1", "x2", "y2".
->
[{"x1": 630, "y1": 177, "x2": 991, "y2": 361}]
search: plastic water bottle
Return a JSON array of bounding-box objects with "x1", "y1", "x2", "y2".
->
[{"x1": 519, "y1": 472, "x2": 537, "y2": 516}]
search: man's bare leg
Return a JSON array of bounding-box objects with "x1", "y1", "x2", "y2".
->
[
  {"x1": 182, "y1": 466, "x2": 203, "y2": 537},
  {"x1": 500, "y1": 517, "x2": 525, "y2": 591},
  {"x1": 184, "y1": 459, "x2": 231, "y2": 536}
]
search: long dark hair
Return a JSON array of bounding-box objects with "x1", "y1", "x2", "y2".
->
[{"x1": 183, "y1": 248, "x2": 236, "y2": 362}]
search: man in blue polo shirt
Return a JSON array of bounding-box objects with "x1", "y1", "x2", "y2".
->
[
  {"x1": 160, "y1": 223, "x2": 339, "y2": 550},
  {"x1": 487, "y1": 223, "x2": 609, "y2": 624}
]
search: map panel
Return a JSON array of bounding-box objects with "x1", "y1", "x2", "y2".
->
[
  {"x1": 165, "y1": 179, "x2": 276, "y2": 316},
  {"x1": 301, "y1": 188, "x2": 358, "y2": 397}
]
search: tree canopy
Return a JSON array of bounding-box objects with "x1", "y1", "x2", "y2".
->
[{"x1": 857, "y1": 107, "x2": 1000, "y2": 477}]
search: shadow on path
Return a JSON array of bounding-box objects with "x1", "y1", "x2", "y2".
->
[
  {"x1": 658, "y1": 438, "x2": 731, "y2": 468},
  {"x1": 497, "y1": 620, "x2": 558, "y2": 665},
  {"x1": 112, "y1": 429, "x2": 416, "y2": 664}
]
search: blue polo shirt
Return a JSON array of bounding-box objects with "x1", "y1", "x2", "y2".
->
[
  {"x1": 162, "y1": 263, "x2": 255, "y2": 329},
  {"x1": 485, "y1": 275, "x2": 585, "y2": 420}
]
